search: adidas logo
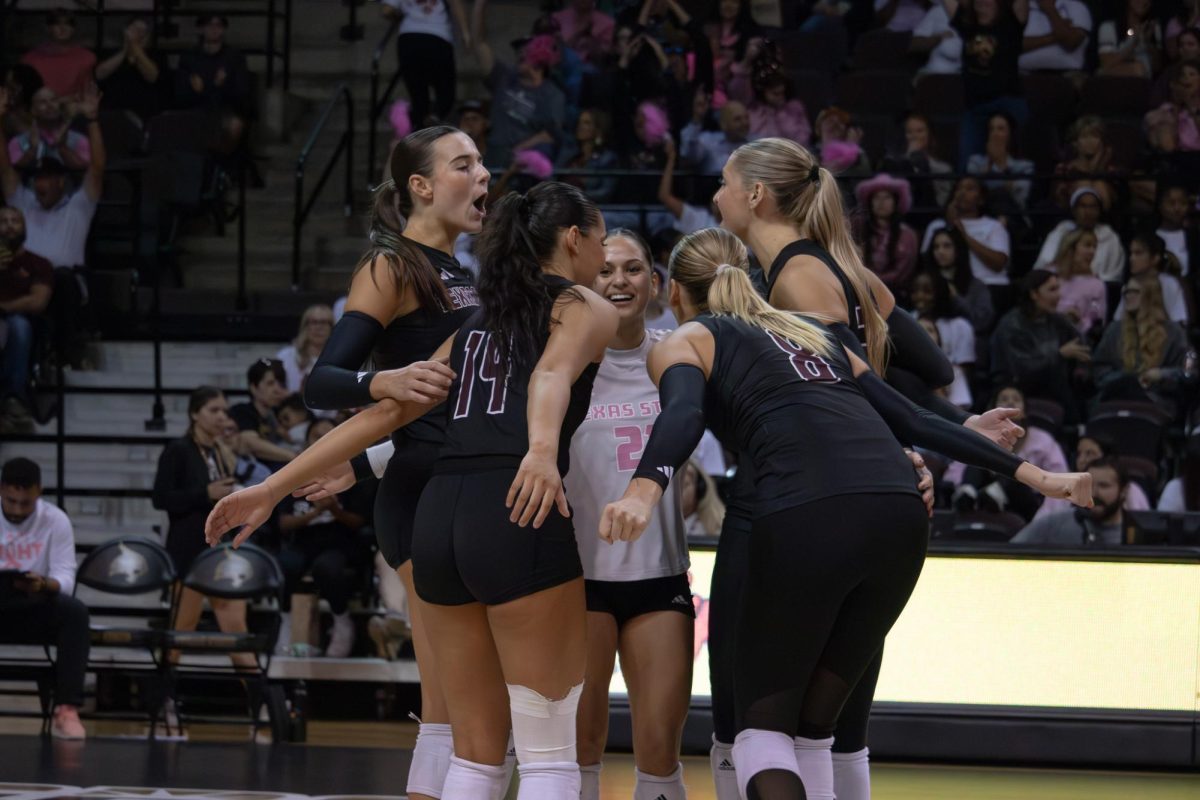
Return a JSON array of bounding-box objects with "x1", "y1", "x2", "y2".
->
[
  {"x1": 718, "y1": 758, "x2": 735, "y2": 770},
  {"x1": 441, "y1": 269, "x2": 454, "y2": 281},
  {"x1": 657, "y1": 466, "x2": 674, "y2": 481},
  {"x1": 654, "y1": 795, "x2": 668, "y2": 800},
  {"x1": 672, "y1": 594, "x2": 691, "y2": 606}
]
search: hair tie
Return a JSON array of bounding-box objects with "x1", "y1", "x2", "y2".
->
[
  {"x1": 808, "y1": 165, "x2": 821, "y2": 185},
  {"x1": 715, "y1": 263, "x2": 737, "y2": 275}
]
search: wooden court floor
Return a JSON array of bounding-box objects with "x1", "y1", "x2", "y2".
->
[{"x1": 0, "y1": 719, "x2": 1196, "y2": 799}]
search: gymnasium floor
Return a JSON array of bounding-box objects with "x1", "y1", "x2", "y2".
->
[{"x1": 0, "y1": 721, "x2": 1196, "y2": 799}]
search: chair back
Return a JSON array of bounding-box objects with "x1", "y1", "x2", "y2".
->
[
  {"x1": 75, "y1": 536, "x2": 176, "y2": 596},
  {"x1": 183, "y1": 544, "x2": 283, "y2": 600}
]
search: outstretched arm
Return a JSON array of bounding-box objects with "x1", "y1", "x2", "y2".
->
[{"x1": 79, "y1": 84, "x2": 105, "y2": 201}]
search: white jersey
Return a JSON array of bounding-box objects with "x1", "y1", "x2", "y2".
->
[{"x1": 566, "y1": 329, "x2": 689, "y2": 582}]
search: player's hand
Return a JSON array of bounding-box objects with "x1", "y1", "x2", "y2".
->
[
  {"x1": 293, "y1": 460, "x2": 355, "y2": 501},
  {"x1": 904, "y1": 449, "x2": 935, "y2": 517},
  {"x1": 205, "y1": 482, "x2": 277, "y2": 547},
  {"x1": 371, "y1": 360, "x2": 456, "y2": 405},
  {"x1": 965, "y1": 407, "x2": 1024, "y2": 450},
  {"x1": 599, "y1": 495, "x2": 653, "y2": 543},
  {"x1": 507, "y1": 451, "x2": 569, "y2": 528},
  {"x1": 1045, "y1": 471, "x2": 1094, "y2": 509}
]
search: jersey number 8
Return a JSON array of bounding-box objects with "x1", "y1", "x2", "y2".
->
[
  {"x1": 766, "y1": 331, "x2": 840, "y2": 383},
  {"x1": 453, "y1": 330, "x2": 510, "y2": 419}
]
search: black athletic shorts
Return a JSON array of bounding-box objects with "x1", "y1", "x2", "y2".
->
[
  {"x1": 374, "y1": 436, "x2": 439, "y2": 569},
  {"x1": 411, "y1": 466, "x2": 583, "y2": 606},
  {"x1": 585, "y1": 573, "x2": 696, "y2": 627}
]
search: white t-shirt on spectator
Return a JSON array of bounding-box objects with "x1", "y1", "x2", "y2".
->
[
  {"x1": 913, "y1": 4, "x2": 962, "y2": 74},
  {"x1": 1113, "y1": 272, "x2": 1190, "y2": 325},
  {"x1": 384, "y1": 0, "x2": 453, "y2": 42},
  {"x1": 935, "y1": 315, "x2": 976, "y2": 408},
  {"x1": 1019, "y1": 0, "x2": 1092, "y2": 71},
  {"x1": 276, "y1": 345, "x2": 310, "y2": 394},
  {"x1": 7, "y1": 185, "x2": 97, "y2": 268},
  {"x1": 923, "y1": 217, "x2": 1011, "y2": 285},
  {"x1": 1157, "y1": 228, "x2": 1189, "y2": 277},
  {"x1": 1035, "y1": 221, "x2": 1126, "y2": 282},
  {"x1": 876, "y1": 0, "x2": 926, "y2": 32},
  {"x1": 1157, "y1": 477, "x2": 1186, "y2": 512},
  {"x1": 332, "y1": 296, "x2": 347, "y2": 323},
  {"x1": 0, "y1": 498, "x2": 77, "y2": 596},
  {"x1": 677, "y1": 203, "x2": 718, "y2": 235}
]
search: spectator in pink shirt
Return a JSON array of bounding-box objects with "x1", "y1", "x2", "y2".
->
[
  {"x1": 7, "y1": 87, "x2": 90, "y2": 170},
  {"x1": 552, "y1": 0, "x2": 615, "y2": 65},
  {"x1": 1051, "y1": 229, "x2": 1107, "y2": 339},
  {"x1": 744, "y1": 71, "x2": 810, "y2": 145},
  {"x1": 1146, "y1": 61, "x2": 1200, "y2": 155},
  {"x1": 20, "y1": 9, "x2": 97, "y2": 100},
  {"x1": 855, "y1": 173, "x2": 919, "y2": 299}
]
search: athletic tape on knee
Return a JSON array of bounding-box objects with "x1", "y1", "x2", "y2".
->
[
  {"x1": 579, "y1": 763, "x2": 602, "y2": 800},
  {"x1": 507, "y1": 682, "x2": 583, "y2": 765},
  {"x1": 794, "y1": 736, "x2": 835, "y2": 800},
  {"x1": 732, "y1": 729, "x2": 799, "y2": 800},
  {"x1": 407, "y1": 722, "x2": 453, "y2": 798},
  {"x1": 710, "y1": 737, "x2": 740, "y2": 800},
  {"x1": 832, "y1": 747, "x2": 871, "y2": 800},
  {"x1": 634, "y1": 764, "x2": 686, "y2": 800},
  {"x1": 441, "y1": 755, "x2": 507, "y2": 800}
]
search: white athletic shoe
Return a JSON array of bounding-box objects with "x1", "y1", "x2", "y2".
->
[{"x1": 325, "y1": 612, "x2": 355, "y2": 658}]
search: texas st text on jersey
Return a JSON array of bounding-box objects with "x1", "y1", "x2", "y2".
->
[{"x1": 585, "y1": 400, "x2": 663, "y2": 422}]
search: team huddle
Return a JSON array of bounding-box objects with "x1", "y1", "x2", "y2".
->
[{"x1": 205, "y1": 127, "x2": 1092, "y2": 800}]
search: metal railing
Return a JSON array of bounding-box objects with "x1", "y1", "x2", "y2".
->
[
  {"x1": 367, "y1": 16, "x2": 403, "y2": 189},
  {"x1": 4, "y1": 0, "x2": 293, "y2": 90},
  {"x1": 292, "y1": 83, "x2": 355, "y2": 290}
]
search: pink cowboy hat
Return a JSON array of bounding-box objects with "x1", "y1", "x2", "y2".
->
[{"x1": 854, "y1": 173, "x2": 913, "y2": 216}]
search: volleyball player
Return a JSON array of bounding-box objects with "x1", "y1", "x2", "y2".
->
[
  {"x1": 300, "y1": 126, "x2": 487, "y2": 800},
  {"x1": 707, "y1": 137, "x2": 1023, "y2": 800},
  {"x1": 567, "y1": 229, "x2": 692, "y2": 800},
  {"x1": 210, "y1": 181, "x2": 617, "y2": 799},
  {"x1": 600, "y1": 227, "x2": 1092, "y2": 800}
]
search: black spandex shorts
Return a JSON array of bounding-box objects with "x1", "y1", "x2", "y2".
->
[
  {"x1": 373, "y1": 437, "x2": 439, "y2": 569},
  {"x1": 411, "y1": 467, "x2": 583, "y2": 606},
  {"x1": 585, "y1": 573, "x2": 696, "y2": 627}
]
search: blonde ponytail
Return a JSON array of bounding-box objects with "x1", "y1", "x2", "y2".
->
[
  {"x1": 670, "y1": 228, "x2": 832, "y2": 358},
  {"x1": 730, "y1": 138, "x2": 890, "y2": 373}
]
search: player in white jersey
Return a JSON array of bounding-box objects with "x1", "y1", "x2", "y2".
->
[{"x1": 565, "y1": 229, "x2": 693, "y2": 800}]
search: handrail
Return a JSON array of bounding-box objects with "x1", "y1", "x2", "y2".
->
[
  {"x1": 292, "y1": 83, "x2": 355, "y2": 290},
  {"x1": 367, "y1": 16, "x2": 403, "y2": 189},
  {"x1": 5, "y1": 0, "x2": 293, "y2": 89}
]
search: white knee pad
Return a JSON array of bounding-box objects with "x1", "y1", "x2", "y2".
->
[
  {"x1": 507, "y1": 683, "x2": 583, "y2": 765},
  {"x1": 732, "y1": 729, "x2": 799, "y2": 800},
  {"x1": 408, "y1": 722, "x2": 454, "y2": 798},
  {"x1": 793, "y1": 736, "x2": 835, "y2": 800},
  {"x1": 832, "y1": 747, "x2": 871, "y2": 800},
  {"x1": 516, "y1": 761, "x2": 581, "y2": 799},
  {"x1": 710, "y1": 737, "x2": 739, "y2": 800},
  {"x1": 579, "y1": 762, "x2": 602, "y2": 800},
  {"x1": 442, "y1": 755, "x2": 508, "y2": 800},
  {"x1": 634, "y1": 763, "x2": 686, "y2": 800}
]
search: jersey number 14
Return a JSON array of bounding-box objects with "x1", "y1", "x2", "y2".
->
[{"x1": 453, "y1": 331, "x2": 509, "y2": 418}]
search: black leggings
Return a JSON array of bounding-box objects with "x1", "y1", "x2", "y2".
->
[
  {"x1": 709, "y1": 521, "x2": 885, "y2": 751},
  {"x1": 736, "y1": 493, "x2": 928, "y2": 742},
  {"x1": 397, "y1": 33, "x2": 456, "y2": 128},
  {"x1": 0, "y1": 593, "x2": 91, "y2": 707}
]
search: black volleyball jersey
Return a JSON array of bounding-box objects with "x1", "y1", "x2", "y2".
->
[
  {"x1": 766, "y1": 239, "x2": 867, "y2": 352},
  {"x1": 373, "y1": 239, "x2": 480, "y2": 444},
  {"x1": 436, "y1": 276, "x2": 599, "y2": 476},
  {"x1": 693, "y1": 314, "x2": 918, "y2": 517}
]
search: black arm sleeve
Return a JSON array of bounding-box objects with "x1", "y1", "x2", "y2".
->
[
  {"x1": 885, "y1": 307, "x2": 955, "y2": 389},
  {"x1": 885, "y1": 366, "x2": 972, "y2": 425},
  {"x1": 303, "y1": 311, "x2": 384, "y2": 410},
  {"x1": 632, "y1": 364, "x2": 708, "y2": 490},
  {"x1": 857, "y1": 371, "x2": 1023, "y2": 479}
]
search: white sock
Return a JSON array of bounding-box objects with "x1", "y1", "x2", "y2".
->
[
  {"x1": 500, "y1": 732, "x2": 517, "y2": 800},
  {"x1": 793, "y1": 736, "x2": 835, "y2": 800},
  {"x1": 442, "y1": 755, "x2": 507, "y2": 800},
  {"x1": 732, "y1": 729, "x2": 799, "y2": 800},
  {"x1": 579, "y1": 763, "x2": 602, "y2": 800},
  {"x1": 710, "y1": 737, "x2": 739, "y2": 800},
  {"x1": 515, "y1": 761, "x2": 580, "y2": 799},
  {"x1": 407, "y1": 722, "x2": 454, "y2": 798},
  {"x1": 832, "y1": 747, "x2": 871, "y2": 800},
  {"x1": 634, "y1": 763, "x2": 686, "y2": 800}
]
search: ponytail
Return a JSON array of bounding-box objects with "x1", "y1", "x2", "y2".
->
[
  {"x1": 670, "y1": 228, "x2": 832, "y2": 358},
  {"x1": 475, "y1": 181, "x2": 598, "y2": 370},
  {"x1": 354, "y1": 127, "x2": 463, "y2": 311},
  {"x1": 730, "y1": 139, "x2": 890, "y2": 373}
]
